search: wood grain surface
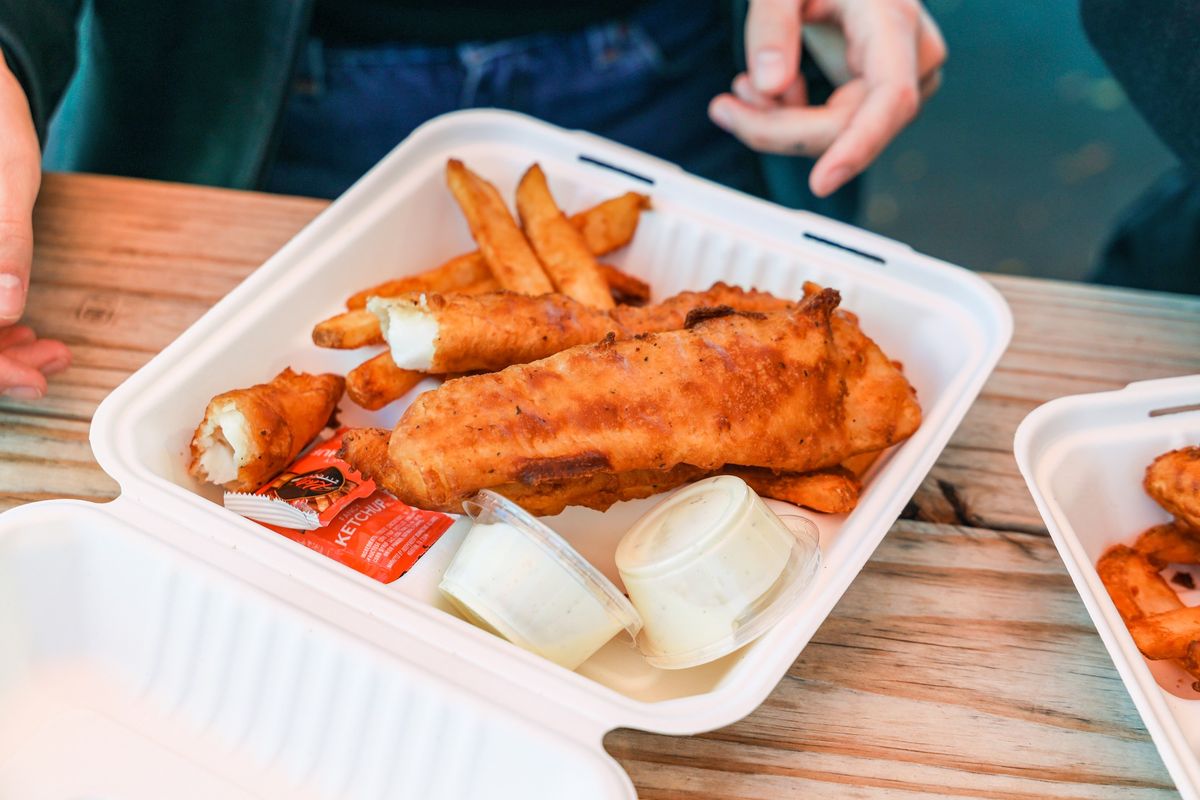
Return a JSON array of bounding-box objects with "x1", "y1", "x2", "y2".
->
[{"x1": 6, "y1": 172, "x2": 1200, "y2": 798}]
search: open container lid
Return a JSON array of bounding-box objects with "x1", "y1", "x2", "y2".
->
[{"x1": 0, "y1": 110, "x2": 1012, "y2": 797}]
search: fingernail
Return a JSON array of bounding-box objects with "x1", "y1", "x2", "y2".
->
[
  {"x1": 753, "y1": 49, "x2": 787, "y2": 92},
  {"x1": 818, "y1": 167, "x2": 852, "y2": 196},
  {"x1": 710, "y1": 102, "x2": 734, "y2": 129},
  {"x1": 4, "y1": 386, "x2": 42, "y2": 401},
  {"x1": 0, "y1": 274, "x2": 24, "y2": 323}
]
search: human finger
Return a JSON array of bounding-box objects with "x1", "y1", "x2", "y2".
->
[
  {"x1": 3, "y1": 337, "x2": 71, "y2": 374},
  {"x1": 732, "y1": 72, "x2": 810, "y2": 111},
  {"x1": 732, "y1": 73, "x2": 777, "y2": 109},
  {"x1": 0, "y1": 54, "x2": 41, "y2": 325},
  {"x1": 915, "y1": 5, "x2": 947, "y2": 80},
  {"x1": 919, "y1": 69, "x2": 942, "y2": 102},
  {"x1": 0, "y1": 324, "x2": 35, "y2": 350},
  {"x1": 709, "y1": 84, "x2": 865, "y2": 156},
  {"x1": 0, "y1": 351, "x2": 48, "y2": 399},
  {"x1": 745, "y1": 0, "x2": 803, "y2": 95},
  {"x1": 809, "y1": 4, "x2": 922, "y2": 195}
]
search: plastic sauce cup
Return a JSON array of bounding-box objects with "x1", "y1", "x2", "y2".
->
[
  {"x1": 439, "y1": 490, "x2": 642, "y2": 671},
  {"x1": 615, "y1": 475, "x2": 821, "y2": 669}
]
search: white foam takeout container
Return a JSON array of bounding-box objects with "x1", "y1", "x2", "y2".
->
[
  {"x1": 0, "y1": 110, "x2": 1011, "y2": 798},
  {"x1": 1016, "y1": 374, "x2": 1200, "y2": 800}
]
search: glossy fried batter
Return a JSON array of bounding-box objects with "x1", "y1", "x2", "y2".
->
[
  {"x1": 188, "y1": 368, "x2": 344, "y2": 492},
  {"x1": 1145, "y1": 446, "x2": 1200, "y2": 531},
  {"x1": 371, "y1": 282, "x2": 791, "y2": 373},
  {"x1": 348, "y1": 426, "x2": 862, "y2": 516},
  {"x1": 383, "y1": 288, "x2": 920, "y2": 511},
  {"x1": 1097, "y1": 544, "x2": 1184, "y2": 624}
]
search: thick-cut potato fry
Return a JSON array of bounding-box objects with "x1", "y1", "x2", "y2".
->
[
  {"x1": 345, "y1": 192, "x2": 651, "y2": 310},
  {"x1": 313, "y1": 309, "x2": 382, "y2": 349},
  {"x1": 1097, "y1": 545, "x2": 1183, "y2": 624},
  {"x1": 1180, "y1": 642, "x2": 1200, "y2": 687},
  {"x1": 1098, "y1": 537, "x2": 1200, "y2": 686},
  {"x1": 1127, "y1": 606, "x2": 1200, "y2": 660},
  {"x1": 481, "y1": 464, "x2": 857, "y2": 517},
  {"x1": 598, "y1": 263, "x2": 650, "y2": 306},
  {"x1": 345, "y1": 253, "x2": 492, "y2": 310},
  {"x1": 569, "y1": 191, "x2": 650, "y2": 254},
  {"x1": 843, "y1": 449, "x2": 882, "y2": 478},
  {"x1": 446, "y1": 160, "x2": 553, "y2": 295},
  {"x1": 728, "y1": 465, "x2": 861, "y2": 514},
  {"x1": 1134, "y1": 522, "x2": 1200, "y2": 567},
  {"x1": 346, "y1": 352, "x2": 425, "y2": 411},
  {"x1": 516, "y1": 164, "x2": 613, "y2": 308},
  {"x1": 319, "y1": 277, "x2": 501, "y2": 350}
]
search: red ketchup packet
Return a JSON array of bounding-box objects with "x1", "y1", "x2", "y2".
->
[{"x1": 224, "y1": 428, "x2": 454, "y2": 583}]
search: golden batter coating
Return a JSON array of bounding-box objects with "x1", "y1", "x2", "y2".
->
[
  {"x1": 1145, "y1": 446, "x2": 1200, "y2": 532},
  {"x1": 188, "y1": 368, "x2": 344, "y2": 492}
]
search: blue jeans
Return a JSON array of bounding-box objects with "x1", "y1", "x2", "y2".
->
[{"x1": 264, "y1": 0, "x2": 768, "y2": 201}]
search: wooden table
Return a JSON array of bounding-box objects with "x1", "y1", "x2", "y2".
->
[{"x1": 7, "y1": 173, "x2": 1200, "y2": 799}]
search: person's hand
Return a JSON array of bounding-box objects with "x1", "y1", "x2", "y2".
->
[
  {"x1": 709, "y1": 0, "x2": 946, "y2": 197},
  {"x1": 0, "y1": 51, "x2": 70, "y2": 400}
]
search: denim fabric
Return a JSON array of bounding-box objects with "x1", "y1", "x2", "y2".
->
[{"x1": 264, "y1": 0, "x2": 768, "y2": 201}]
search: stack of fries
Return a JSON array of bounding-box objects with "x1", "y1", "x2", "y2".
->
[
  {"x1": 1099, "y1": 446, "x2": 1200, "y2": 689},
  {"x1": 313, "y1": 160, "x2": 651, "y2": 410}
]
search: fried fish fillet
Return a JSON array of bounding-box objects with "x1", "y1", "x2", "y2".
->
[
  {"x1": 1145, "y1": 446, "x2": 1200, "y2": 531},
  {"x1": 368, "y1": 283, "x2": 791, "y2": 373},
  {"x1": 188, "y1": 368, "x2": 344, "y2": 492},
  {"x1": 343, "y1": 428, "x2": 861, "y2": 516},
  {"x1": 382, "y1": 288, "x2": 920, "y2": 511}
]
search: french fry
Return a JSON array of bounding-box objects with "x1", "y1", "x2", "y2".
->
[
  {"x1": 446, "y1": 160, "x2": 553, "y2": 295},
  {"x1": 346, "y1": 192, "x2": 651, "y2": 310},
  {"x1": 843, "y1": 449, "x2": 883, "y2": 478},
  {"x1": 1097, "y1": 543, "x2": 1200, "y2": 685},
  {"x1": 1135, "y1": 521, "x2": 1200, "y2": 567},
  {"x1": 597, "y1": 263, "x2": 651, "y2": 306},
  {"x1": 569, "y1": 191, "x2": 650, "y2": 255},
  {"x1": 313, "y1": 309, "x2": 382, "y2": 349},
  {"x1": 320, "y1": 277, "x2": 501, "y2": 350},
  {"x1": 1127, "y1": 606, "x2": 1200, "y2": 660},
  {"x1": 1097, "y1": 545, "x2": 1183, "y2": 624},
  {"x1": 346, "y1": 253, "x2": 491, "y2": 310},
  {"x1": 727, "y1": 465, "x2": 861, "y2": 514},
  {"x1": 346, "y1": 352, "x2": 425, "y2": 411},
  {"x1": 516, "y1": 164, "x2": 613, "y2": 308}
]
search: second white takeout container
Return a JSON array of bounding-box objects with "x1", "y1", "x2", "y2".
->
[
  {"x1": 2, "y1": 111, "x2": 1011, "y2": 797},
  {"x1": 1016, "y1": 374, "x2": 1200, "y2": 800}
]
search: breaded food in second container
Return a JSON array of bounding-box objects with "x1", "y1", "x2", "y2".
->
[{"x1": 1145, "y1": 446, "x2": 1200, "y2": 532}]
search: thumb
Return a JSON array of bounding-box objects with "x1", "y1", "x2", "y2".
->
[
  {"x1": 0, "y1": 213, "x2": 33, "y2": 325},
  {"x1": 0, "y1": 50, "x2": 41, "y2": 325}
]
